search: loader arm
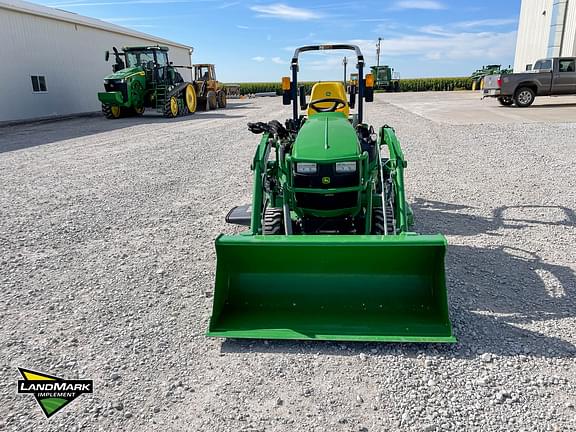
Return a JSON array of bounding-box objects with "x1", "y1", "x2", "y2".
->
[
  {"x1": 380, "y1": 125, "x2": 409, "y2": 233},
  {"x1": 249, "y1": 133, "x2": 271, "y2": 235}
]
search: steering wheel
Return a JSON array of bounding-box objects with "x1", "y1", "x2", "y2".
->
[{"x1": 308, "y1": 97, "x2": 347, "y2": 113}]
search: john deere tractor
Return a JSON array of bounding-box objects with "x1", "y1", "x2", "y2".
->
[
  {"x1": 97, "y1": 46, "x2": 227, "y2": 119},
  {"x1": 207, "y1": 45, "x2": 454, "y2": 343},
  {"x1": 371, "y1": 65, "x2": 400, "y2": 92}
]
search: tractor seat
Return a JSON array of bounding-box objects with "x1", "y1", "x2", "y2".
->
[{"x1": 307, "y1": 82, "x2": 350, "y2": 118}]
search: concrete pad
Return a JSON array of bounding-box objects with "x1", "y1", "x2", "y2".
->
[{"x1": 381, "y1": 91, "x2": 576, "y2": 125}]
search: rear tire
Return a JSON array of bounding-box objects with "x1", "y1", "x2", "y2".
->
[
  {"x1": 498, "y1": 96, "x2": 514, "y2": 106},
  {"x1": 207, "y1": 91, "x2": 218, "y2": 110},
  {"x1": 514, "y1": 87, "x2": 535, "y2": 107},
  {"x1": 263, "y1": 208, "x2": 284, "y2": 235}
]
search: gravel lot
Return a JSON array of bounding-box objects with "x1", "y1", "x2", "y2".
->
[{"x1": 1, "y1": 94, "x2": 575, "y2": 432}]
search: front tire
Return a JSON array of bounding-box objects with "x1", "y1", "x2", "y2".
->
[
  {"x1": 102, "y1": 104, "x2": 122, "y2": 119},
  {"x1": 371, "y1": 206, "x2": 395, "y2": 235},
  {"x1": 217, "y1": 90, "x2": 227, "y2": 108},
  {"x1": 207, "y1": 91, "x2": 218, "y2": 110},
  {"x1": 163, "y1": 95, "x2": 179, "y2": 118},
  {"x1": 263, "y1": 208, "x2": 284, "y2": 235},
  {"x1": 514, "y1": 87, "x2": 535, "y2": 107}
]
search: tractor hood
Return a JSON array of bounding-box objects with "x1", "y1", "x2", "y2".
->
[
  {"x1": 104, "y1": 67, "x2": 144, "y2": 80},
  {"x1": 292, "y1": 113, "x2": 359, "y2": 161}
]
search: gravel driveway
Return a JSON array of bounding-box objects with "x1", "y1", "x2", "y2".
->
[{"x1": 1, "y1": 95, "x2": 575, "y2": 432}]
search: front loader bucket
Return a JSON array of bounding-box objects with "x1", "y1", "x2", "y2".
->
[{"x1": 208, "y1": 234, "x2": 455, "y2": 343}]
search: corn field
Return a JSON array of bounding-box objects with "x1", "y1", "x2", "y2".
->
[
  {"x1": 232, "y1": 77, "x2": 473, "y2": 95},
  {"x1": 397, "y1": 77, "x2": 472, "y2": 92},
  {"x1": 236, "y1": 82, "x2": 318, "y2": 96}
]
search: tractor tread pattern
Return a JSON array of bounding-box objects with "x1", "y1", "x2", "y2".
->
[
  {"x1": 372, "y1": 206, "x2": 395, "y2": 235},
  {"x1": 102, "y1": 104, "x2": 118, "y2": 119},
  {"x1": 263, "y1": 208, "x2": 284, "y2": 235},
  {"x1": 163, "y1": 97, "x2": 176, "y2": 118},
  {"x1": 207, "y1": 91, "x2": 218, "y2": 110},
  {"x1": 161, "y1": 82, "x2": 197, "y2": 118}
]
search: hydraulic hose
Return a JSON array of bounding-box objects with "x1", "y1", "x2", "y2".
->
[{"x1": 378, "y1": 150, "x2": 388, "y2": 236}]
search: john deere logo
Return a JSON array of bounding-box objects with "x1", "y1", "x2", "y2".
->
[
  {"x1": 322, "y1": 176, "x2": 331, "y2": 185},
  {"x1": 17, "y1": 368, "x2": 93, "y2": 418}
]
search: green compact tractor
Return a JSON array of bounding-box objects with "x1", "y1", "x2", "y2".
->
[
  {"x1": 207, "y1": 45, "x2": 454, "y2": 343},
  {"x1": 371, "y1": 65, "x2": 400, "y2": 92},
  {"x1": 97, "y1": 46, "x2": 227, "y2": 119}
]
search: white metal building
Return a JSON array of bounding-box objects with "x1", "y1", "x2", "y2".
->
[
  {"x1": 515, "y1": 0, "x2": 576, "y2": 72},
  {"x1": 0, "y1": 0, "x2": 193, "y2": 122}
]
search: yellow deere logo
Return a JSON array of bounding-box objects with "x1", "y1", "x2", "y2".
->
[{"x1": 322, "y1": 177, "x2": 331, "y2": 185}]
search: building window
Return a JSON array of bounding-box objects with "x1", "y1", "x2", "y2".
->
[{"x1": 31, "y1": 75, "x2": 47, "y2": 93}]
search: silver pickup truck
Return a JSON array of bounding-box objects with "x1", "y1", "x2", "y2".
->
[{"x1": 482, "y1": 57, "x2": 576, "y2": 107}]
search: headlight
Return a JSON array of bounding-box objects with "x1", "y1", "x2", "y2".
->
[
  {"x1": 295, "y1": 163, "x2": 318, "y2": 174},
  {"x1": 335, "y1": 162, "x2": 356, "y2": 174}
]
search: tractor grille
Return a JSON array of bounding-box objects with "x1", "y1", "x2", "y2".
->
[
  {"x1": 104, "y1": 80, "x2": 128, "y2": 102},
  {"x1": 296, "y1": 191, "x2": 358, "y2": 211},
  {"x1": 293, "y1": 163, "x2": 359, "y2": 189}
]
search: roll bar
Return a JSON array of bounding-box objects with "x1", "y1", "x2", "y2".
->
[
  {"x1": 291, "y1": 45, "x2": 365, "y2": 66},
  {"x1": 287, "y1": 44, "x2": 370, "y2": 123}
]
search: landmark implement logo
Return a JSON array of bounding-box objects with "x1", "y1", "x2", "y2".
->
[{"x1": 17, "y1": 368, "x2": 93, "y2": 418}]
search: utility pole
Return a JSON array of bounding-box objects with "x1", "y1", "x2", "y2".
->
[
  {"x1": 376, "y1": 37, "x2": 382, "y2": 69},
  {"x1": 343, "y1": 56, "x2": 348, "y2": 84}
]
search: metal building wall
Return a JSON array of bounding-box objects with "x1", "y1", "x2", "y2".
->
[
  {"x1": 514, "y1": 0, "x2": 553, "y2": 72},
  {"x1": 564, "y1": 0, "x2": 576, "y2": 55},
  {"x1": 514, "y1": 0, "x2": 576, "y2": 72},
  {"x1": 0, "y1": 7, "x2": 192, "y2": 122}
]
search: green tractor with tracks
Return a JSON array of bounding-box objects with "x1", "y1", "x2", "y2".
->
[
  {"x1": 97, "y1": 46, "x2": 227, "y2": 119},
  {"x1": 208, "y1": 45, "x2": 454, "y2": 343}
]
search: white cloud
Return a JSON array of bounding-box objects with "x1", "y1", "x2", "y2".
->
[
  {"x1": 419, "y1": 25, "x2": 451, "y2": 36},
  {"x1": 251, "y1": 3, "x2": 322, "y2": 20},
  {"x1": 236, "y1": 24, "x2": 250, "y2": 29},
  {"x1": 218, "y1": 1, "x2": 239, "y2": 8},
  {"x1": 346, "y1": 30, "x2": 516, "y2": 62},
  {"x1": 252, "y1": 56, "x2": 266, "y2": 62},
  {"x1": 455, "y1": 18, "x2": 518, "y2": 28},
  {"x1": 271, "y1": 57, "x2": 287, "y2": 64},
  {"x1": 394, "y1": 0, "x2": 446, "y2": 10}
]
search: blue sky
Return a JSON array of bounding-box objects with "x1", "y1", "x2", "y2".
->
[{"x1": 38, "y1": 0, "x2": 521, "y2": 82}]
